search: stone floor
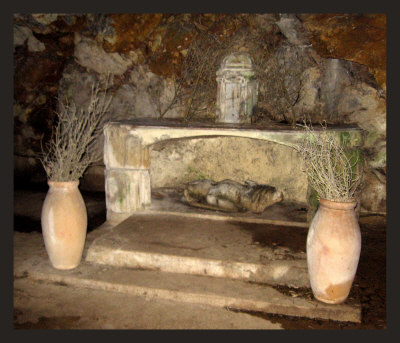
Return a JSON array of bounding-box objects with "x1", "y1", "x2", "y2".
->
[{"x1": 13, "y1": 186, "x2": 386, "y2": 329}]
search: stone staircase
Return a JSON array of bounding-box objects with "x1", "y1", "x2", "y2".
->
[{"x1": 25, "y1": 211, "x2": 362, "y2": 323}]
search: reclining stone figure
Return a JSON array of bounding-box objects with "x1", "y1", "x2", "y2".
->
[{"x1": 184, "y1": 179, "x2": 283, "y2": 214}]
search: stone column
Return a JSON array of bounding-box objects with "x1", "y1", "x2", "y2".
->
[{"x1": 103, "y1": 123, "x2": 151, "y2": 223}]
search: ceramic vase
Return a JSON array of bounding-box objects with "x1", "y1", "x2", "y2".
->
[
  {"x1": 307, "y1": 199, "x2": 361, "y2": 304},
  {"x1": 41, "y1": 181, "x2": 87, "y2": 270}
]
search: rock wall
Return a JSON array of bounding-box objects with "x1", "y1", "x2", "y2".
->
[{"x1": 13, "y1": 13, "x2": 386, "y2": 213}]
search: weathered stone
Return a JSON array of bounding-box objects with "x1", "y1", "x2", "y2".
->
[
  {"x1": 216, "y1": 53, "x2": 258, "y2": 124},
  {"x1": 103, "y1": 124, "x2": 150, "y2": 169},
  {"x1": 22, "y1": 223, "x2": 362, "y2": 323},
  {"x1": 151, "y1": 137, "x2": 308, "y2": 204},
  {"x1": 302, "y1": 14, "x2": 386, "y2": 90},
  {"x1": 338, "y1": 82, "x2": 386, "y2": 193},
  {"x1": 12, "y1": 13, "x2": 386, "y2": 216},
  {"x1": 361, "y1": 169, "x2": 386, "y2": 213},
  {"x1": 293, "y1": 66, "x2": 322, "y2": 116},
  {"x1": 31, "y1": 13, "x2": 59, "y2": 25},
  {"x1": 261, "y1": 42, "x2": 315, "y2": 124},
  {"x1": 14, "y1": 25, "x2": 46, "y2": 52},
  {"x1": 320, "y1": 59, "x2": 351, "y2": 121},
  {"x1": 58, "y1": 65, "x2": 99, "y2": 107},
  {"x1": 338, "y1": 83, "x2": 386, "y2": 137},
  {"x1": 108, "y1": 84, "x2": 137, "y2": 120},
  {"x1": 127, "y1": 65, "x2": 183, "y2": 118},
  {"x1": 102, "y1": 14, "x2": 164, "y2": 53},
  {"x1": 103, "y1": 120, "x2": 363, "y2": 219},
  {"x1": 74, "y1": 35, "x2": 133, "y2": 75},
  {"x1": 103, "y1": 124, "x2": 130, "y2": 169},
  {"x1": 125, "y1": 136, "x2": 150, "y2": 169},
  {"x1": 87, "y1": 213, "x2": 310, "y2": 288},
  {"x1": 105, "y1": 169, "x2": 151, "y2": 214},
  {"x1": 276, "y1": 14, "x2": 311, "y2": 47}
]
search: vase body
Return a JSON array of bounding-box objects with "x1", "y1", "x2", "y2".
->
[
  {"x1": 307, "y1": 199, "x2": 361, "y2": 304},
  {"x1": 41, "y1": 181, "x2": 87, "y2": 270}
]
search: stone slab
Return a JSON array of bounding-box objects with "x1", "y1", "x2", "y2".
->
[
  {"x1": 23, "y1": 257, "x2": 361, "y2": 323},
  {"x1": 13, "y1": 277, "x2": 283, "y2": 329},
  {"x1": 87, "y1": 212, "x2": 311, "y2": 287},
  {"x1": 104, "y1": 119, "x2": 364, "y2": 148},
  {"x1": 106, "y1": 187, "x2": 310, "y2": 227}
]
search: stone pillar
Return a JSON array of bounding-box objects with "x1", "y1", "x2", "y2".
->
[
  {"x1": 216, "y1": 52, "x2": 258, "y2": 124},
  {"x1": 103, "y1": 124, "x2": 151, "y2": 223}
]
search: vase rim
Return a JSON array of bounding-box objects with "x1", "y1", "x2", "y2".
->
[
  {"x1": 48, "y1": 180, "x2": 80, "y2": 188},
  {"x1": 319, "y1": 198, "x2": 357, "y2": 210}
]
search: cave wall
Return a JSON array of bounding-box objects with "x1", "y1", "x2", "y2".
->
[{"x1": 13, "y1": 13, "x2": 386, "y2": 213}]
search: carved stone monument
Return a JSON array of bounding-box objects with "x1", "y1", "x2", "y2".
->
[{"x1": 216, "y1": 52, "x2": 258, "y2": 124}]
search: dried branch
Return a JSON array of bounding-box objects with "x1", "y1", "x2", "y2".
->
[
  {"x1": 296, "y1": 120, "x2": 364, "y2": 202},
  {"x1": 40, "y1": 77, "x2": 112, "y2": 181}
]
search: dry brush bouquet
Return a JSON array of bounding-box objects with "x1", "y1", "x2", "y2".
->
[
  {"x1": 40, "y1": 77, "x2": 112, "y2": 182},
  {"x1": 296, "y1": 120, "x2": 364, "y2": 203}
]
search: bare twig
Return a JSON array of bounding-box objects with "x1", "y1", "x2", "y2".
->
[
  {"x1": 40, "y1": 76, "x2": 112, "y2": 181},
  {"x1": 296, "y1": 120, "x2": 364, "y2": 202}
]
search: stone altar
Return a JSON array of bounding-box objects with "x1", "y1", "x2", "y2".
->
[{"x1": 103, "y1": 119, "x2": 363, "y2": 224}]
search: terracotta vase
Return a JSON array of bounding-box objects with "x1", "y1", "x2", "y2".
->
[
  {"x1": 307, "y1": 199, "x2": 361, "y2": 304},
  {"x1": 41, "y1": 181, "x2": 87, "y2": 270}
]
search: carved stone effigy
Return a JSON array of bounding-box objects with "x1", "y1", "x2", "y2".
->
[{"x1": 184, "y1": 179, "x2": 283, "y2": 213}]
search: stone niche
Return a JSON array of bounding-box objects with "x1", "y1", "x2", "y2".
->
[{"x1": 216, "y1": 53, "x2": 258, "y2": 124}]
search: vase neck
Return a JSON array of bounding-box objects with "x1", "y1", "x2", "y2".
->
[
  {"x1": 48, "y1": 180, "x2": 80, "y2": 189},
  {"x1": 319, "y1": 199, "x2": 357, "y2": 211}
]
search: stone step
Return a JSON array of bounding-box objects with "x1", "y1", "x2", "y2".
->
[
  {"x1": 24, "y1": 257, "x2": 361, "y2": 323},
  {"x1": 86, "y1": 213, "x2": 310, "y2": 287}
]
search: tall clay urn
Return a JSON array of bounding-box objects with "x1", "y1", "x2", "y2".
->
[
  {"x1": 41, "y1": 181, "x2": 87, "y2": 270},
  {"x1": 307, "y1": 199, "x2": 361, "y2": 304}
]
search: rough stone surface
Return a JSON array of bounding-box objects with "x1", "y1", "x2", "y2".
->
[
  {"x1": 339, "y1": 83, "x2": 386, "y2": 156},
  {"x1": 13, "y1": 186, "x2": 386, "y2": 329},
  {"x1": 13, "y1": 219, "x2": 361, "y2": 324},
  {"x1": 86, "y1": 213, "x2": 310, "y2": 287},
  {"x1": 74, "y1": 35, "x2": 133, "y2": 75},
  {"x1": 150, "y1": 137, "x2": 308, "y2": 204},
  {"x1": 301, "y1": 14, "x2": 386, "y2": 90},
  {"x1": 23, "y1": 261, "x2": 361, "y2": 323},
  {"x1": 126, "y1": 64, "x2": 183, "y2": 118},
  {"x1": 320, "y1": 59, "x2": 351, "y2": 121},
  {"x1": 105, "y1": 169, "x2": 151, "y2": 214},
  {"x1": 276, "y1": 14, "x2": 311, "y2": 47},
  {"x1": 14, "y1": 25, "x2": 46, "y2": 52},
  {"x1": 13, "y1": 232, "x2": 284, "y2": 329},
  {"x1": 360, "y1": 170, "x2": 386, "y2": 213},
  {"x1": 338, "y1": 82, "x2": 386, "y2": 212},
  {"x1": 13, "y1": 13, "x2": 386, "y2": 215},
  {"x1": 14, "y1": 277, "x2": 283, "y2": 329},
  {"x1": 31, "y1": 13, "x2": 60, "y2": 25},
  {"x1": 293, "y1": 66, "x2": 321, "y2": 116}
]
